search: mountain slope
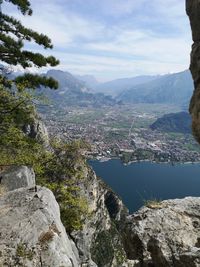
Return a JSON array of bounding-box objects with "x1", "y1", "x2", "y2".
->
[
  {"x1": 94, "y1": 75, "x2": 159, "y2": 96},
  {"x1": 75, "y1": 74, "x2": 99, "y2": 88},
  {"x1": 46, "y1": 70, "x2": 90, "y2": 93},
  {"x1": 150, "y1": 112, "x2": 192, "y2": 134},
  {"x1": 117, "y1": 70, "x2": 193, "y2": 106},
  {"x1": 39, "y1": 70, "x2": 116, "y2": 107}
]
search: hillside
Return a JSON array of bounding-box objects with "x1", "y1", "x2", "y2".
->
[
  {"x1": 94, "y1": 75, "x2": 159, "y2": 97},
  {"x1": 75, "y1": 74, "x2": 99, "y2": 88},
  {"x1": 117, "y1": 70, "x2": 193, "y2": 106},
  {"x1": 150, "y1": 112, "x2": 192, "y2": 134},
  {"x1": 38, "y1": 70, "x2": 116, "y2": 108}
]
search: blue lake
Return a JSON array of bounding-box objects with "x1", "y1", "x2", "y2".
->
[{"x1": 89, "y1": 159, "x2": 200, "y2": 213}]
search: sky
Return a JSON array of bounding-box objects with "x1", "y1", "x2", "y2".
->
[{"x1": 3, "y1": 0, "x2": 192, "y2": 82}]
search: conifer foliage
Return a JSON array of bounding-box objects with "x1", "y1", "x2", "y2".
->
[{"x1": 0, "y1": 0, "x2": 59, "y2": 89}]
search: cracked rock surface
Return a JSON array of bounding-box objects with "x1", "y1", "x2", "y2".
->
[
  {"x1": 124, "y1": 197, "x2": 200, "y2": 267},
  {"x1": 0, "y1": 186, "x2": 80, "y2": 267}
]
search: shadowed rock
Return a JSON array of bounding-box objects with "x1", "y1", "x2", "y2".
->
[
  {"x1": 186, "y1": 0, "x2": 200, "y2": 143},
  {"x1": 125, "y1": 197, "x2": 200, "y2": 266}
]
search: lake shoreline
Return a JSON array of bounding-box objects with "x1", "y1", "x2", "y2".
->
[{"x1": 88, "y1": 156, "x2": 200, "y2": 166}]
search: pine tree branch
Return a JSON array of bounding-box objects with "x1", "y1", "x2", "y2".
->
[
  {"x1": 4, "y1": 0, "x2": 32, "y2": 15},
  {"x1": 0, "y1": 1, "x2": 60, "y2": 89},
  {"x1": 1, "y1": 14, "x2": 53, "y2": 48}
]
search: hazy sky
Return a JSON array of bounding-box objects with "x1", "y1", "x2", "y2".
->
[{"x1": 3, "y1": 0, "x2": 192, "y2": 81}]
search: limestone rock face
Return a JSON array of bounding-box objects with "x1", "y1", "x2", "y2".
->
[
  {"x1": 0, "y1": 186, "x2": 80, "y2": 267},
  {"x1": 124, "y1": 197, "x2": 200, "y2": 267},
  {"x1": 1, "y1": 166, "x2": 35, "y2": 191},
  {"x1": 71, "y1": 166, "x2": 129, "y2": 267},
  {"x1": 23, "y1": 117, "x2": 49, "y2": 145},
  {"x1": 186, "y1": 0, "x2": 200, "y2": 143}
]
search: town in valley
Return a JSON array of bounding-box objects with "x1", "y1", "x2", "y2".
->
[{"x1": 40, "y1": 103, "x2": 200, "y2": 164}]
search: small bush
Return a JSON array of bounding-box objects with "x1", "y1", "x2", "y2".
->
[
  {"x1": 46, "y1": 182, "x2": 88, "y2": 233},
  {"x1": 144, "y1": 198, "x2": 163, "y2": 209},
  {"x1": 16, "y1": 243, "x2": 34, "y2": 260},
  {"x1": 39, "y1": 230, "x2": 55, "y2": 244},
  {"x1": 37, "y1": 140, "x2": 89, "y2": 233}
]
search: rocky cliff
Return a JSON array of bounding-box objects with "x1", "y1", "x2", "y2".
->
[
  {"x1": 71, "y1": 165, "x2": 129, "y2": 267},
  {"x1": 0, "y1": 166, "x2": 80, "y2": 267},
  {"x1": 22, "y1": 115, "x2": 49, "y2": 146},
  {"x1": 0, "y1": 100, "x2": 130, "y2": 266},
  {"x1": 3, "y1": 164, "x2": 200, "y2": 267},
  {"x1": 0, "y1": 164, "x2": 131, "y2": 267},
  {"x1": 123, "y1": 197, "x2": 200, "y2": 266},
  {"x1": 186, "y1": 0, "x2": 200, "y2": 143}
]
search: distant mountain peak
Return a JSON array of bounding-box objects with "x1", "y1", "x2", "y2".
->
[
  {"x1": 39, "y1": 69, "x2": 116, "y2": 108},
  {"x1": 75, "y1": 74, "x2": 99, "y2": 89},
  {"x1": 116, "y1": 70, "x2": 193, "y2": 106},
  {"x1": 93, "y1": 74, "x2": 160, "y2": 97}
]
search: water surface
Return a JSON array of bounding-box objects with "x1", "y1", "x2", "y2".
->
[{"x1": 89, "y1": 160, "x2": 200, "y2": 213}]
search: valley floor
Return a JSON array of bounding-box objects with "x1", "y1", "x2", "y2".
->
[{"x1": 40, "y1": 103, "x2": 200, "y2": 164}]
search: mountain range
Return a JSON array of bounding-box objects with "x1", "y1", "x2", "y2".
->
[
  {"x1": 92, "y1": 75, "x2": 159, "y2": 97},
  {"x1": 11, "y1": 68, "x2": 194, "y2": 108},
  {"x1": 116, "y1": 70, "x2": 193, "y2": 106},
  {"x1": 75, "y1": 70, "x2": 194, "y2": 107},
  {"x1": 38, "y1": 70, "x2": 116, "y2": 107}
]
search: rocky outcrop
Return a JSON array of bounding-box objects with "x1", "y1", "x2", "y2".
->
[
  {"x1": 186, "y1": 0, "x2": 200, "y2": 143},
  {"x1": 0, "y1": 162, "x2": 131, "y2": 267},
  {"x1": 0, "y1": 167, "x2": 80, "y2": 267},
  {"x1": 2, "y1": 161, "x2": 200, "y2": 267},
  {"x1": 71, "y1": 165, "x2": 129, "y2": 267},
  {"x1": 1, "y1": 166, "x2": 35, "y2": 191},
  {"x1": 23, "y1": 116, "x2": 49, "y2": 146},
  {"x1": 124, "y1": 197, "x2": 200, "y2": 267}
]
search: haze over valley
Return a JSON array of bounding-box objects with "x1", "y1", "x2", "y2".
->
[{"x1": 35, "y1": 68, "x2": 200, "y2": 164}]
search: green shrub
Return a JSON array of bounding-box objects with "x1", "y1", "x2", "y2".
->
[
  {"x1": 16, "y1": 243, "x2": 34, "y2": 260},
  {"x1": 0, "y1": 84, "x2": 88, "y2": 233},
  {"x1": 144, "y1": 198, "x2": 163, "y2": 209},
  {"x1": 38, "y1": 140, "x2": 89, "y2": 233}
]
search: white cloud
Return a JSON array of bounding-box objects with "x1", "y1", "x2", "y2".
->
[
  {"x1": 3, "y1": 1, "x2": 104, "y2": 47},
  {"x1": 2, "y1": 0, "x2": 192, "y2": 80},
  {"x1": 87, "y1": 28, "x2": 191, "y2": 63},
  {"x1": 98, "y1": 0, "x2": 147, "y2": 17}
]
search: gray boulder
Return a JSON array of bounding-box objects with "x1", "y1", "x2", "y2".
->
[
  {"x1": 23, "y1": 117, "x2": 49, "y2": 146},
  {"x1": 1, "y1": 166, "x2": 35, "y2": 191},
  {"x1": 124, "y1": 197, "x2": 200, "y2": 266},
  {"x1": 0, "y1": 186, "x2": 80, "y2": 267}
]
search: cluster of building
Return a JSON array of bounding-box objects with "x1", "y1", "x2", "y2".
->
[{"x1": 41, "y1": 106, "x2": 200, "y2": 163}]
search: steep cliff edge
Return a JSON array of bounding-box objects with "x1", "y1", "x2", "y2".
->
[
  {"x1": 186, "y1": 0, "x2": 200, "y2": 143},
  {"x1": 123, "y1": 197, "x2": 200, "y2": 267},
  {"x1": 71, "y1": 165, "x2": 129, "y2": 267},
  {"x1": 0, "y1": 166, "x2": 80, "y2": 267},
  {"x1": 0, "y1": 164, "x2": 130, "y2": 267}
]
